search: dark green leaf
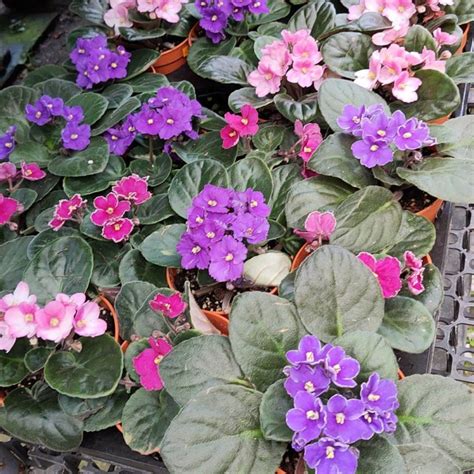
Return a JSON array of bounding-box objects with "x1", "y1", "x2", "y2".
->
[
  {"x1": 188, "y1": 37, "x2": 237, "y2": 77},
  {"x1": 197, "y1": 56, "x2": 254, "y2": 85},
  {"x1": 24, "y1": 65, "x2": 69, "y2": 87},
  {"x1": 288, "y1": 0, "x2": 336, "y2": 38},
  {"x1": 92, "y1": 97, "x2": 141, "y2": 136},
  {"x1": 274, "y1": 93, "x2": 319, "y2": 123},
  {"x1": 228, "y1": 87, "x2": 274, "y2": 112},
  {"x1": 0, "y1": 237, "x2": 34, "y2": 291},
  {"x1": 446, "y1": 52, "x2": 474, "y2": 84},
  {"x1": 119, "y1": 27, "x2": 166, "y2": 41},
  {"x1": 140, "y1": 224, "x2": 185, "y2": 267},
  {"x1": 66, "y1": 93, "x2": 109, "y2": 125},
  {"x1": 83, "y1": 386, "x2": 128, "y2": 432},
  {"x1": 34, "y1": 79, "x2": 81, "y2": 101},
  {"x1": 0, "y1": 339, "x2": 30, "y2": 387},
  {"x1": 128, "y1": 154, "x2": 172, "y2": 186},
  {"x1": 102, "y1": 84, "x2": 133, "y2": 108},
  {"x1": 10, "y1": 188, "x2": 37, "y2": 212},
  {"x1": 357, "y1": 437, "x2": 407, "y2": 474},
  {"x1": 119, "y1": 249, "x2": 167, "y2": 287},
  {"x1": 123, "y1": 49, "x2": 161, "y2": 80},
  {"x1": 404, "y1": 25, "x2": 437, "y2": 53},
  {"x1": 270, "y1": 164, "x2": 303, "y2": 221},
  {"x1": 229, "y1": 157, "x2": 273, "y2": 200},
  {"x1": 9, "y1": 142, "x2": 51, "y2": 167},
  {"x1": 24, "y1": 347, "x2": 53, "y2": 373},
  {"x1": 91, "y1": 241, "x2": 131, "y2": 287},
  {"x1": 0, "y1": 86, "x2": 38, "y2": 122},
  {"x1": 69, "y1": 0, "x2": 108, "y2": 24}
]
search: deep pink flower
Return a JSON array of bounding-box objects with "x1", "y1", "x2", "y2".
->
[
  {"x1": 0, "y1": 321, "x2": 16, "y2": 352},
  {"x1": 358, "y1": 252, "x2": 402, "y2": 298},
  {"x1": 4, "y1": 302, "x2": 39, "y2": 338},
  {"x1": 36, "y1": 300, "x2": 75, "y2": 342},
  {"x1": 91, "y1": 192, "x2": 131, "y2": 226},
  {"x1": 224, "y1": 104, "x2": 259, "y2": 137},
  {"x1": 21, "y1": 162, "x2": 46, "y2": 181},
  {"x1": 0, "y1": 163, "x2": 17, "y2": 181},
  {"x1": 220, "y1": 125, "x2": 240, "y2": 149},
  {"x1": 0, "y1": 194, "x2": 21, "y2": 225},
  {"x1": 49, "y1": 194, "x2": 86, "y2": 231},
  {"x1": 403, "y1": 251, "x2": 423, "y2": 271},
  {"x1": 294, "y1": 211, "x2": 336, "y2": 244},
  {"x1": 73, "y1": 301, "x2": 107, "y2": 337},
  {"x1": 404, "y1": 251, "x2": 425, "y2": 295},
  {"x1": 0, "y1": 282, "x2": 36, "y2": 313},
  {"x1": 112, "y1": 174, "x2": 151, "y2": 205},
  {"x1": 150, "y1": 292, "x2": 187, "y2": 318},
  {"x1": 102, "y1": 217, "x2": 134, "y2": 242},
  {"x1": 133, "y1": 337, "x2": 172, "y2": 391}
]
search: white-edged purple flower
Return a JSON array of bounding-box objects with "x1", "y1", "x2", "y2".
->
[
  {"x1": 351, "y1": 137, "x2": 394, "y2": 168},
  {"x1": 284, "y1": 364, "x2": 331, "y2": 398},
  {"x1": 360, "y1": 372, "x2": 398, "y2": 412},
  {"x1": 336, "y1": 104, "x2": 366, "y2": 136},
  {"x1": 324, "y1": 346, "x2": 360, "y2": 388},
  {"x1": 394, "y1": 117, "x2": 433, "y2": 150},
  {"x1": 304, "y1": 437, "x2": 358, "y2": 473}
]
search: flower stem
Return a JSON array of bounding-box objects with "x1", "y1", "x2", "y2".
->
[{"x1": 148, "y1": 137, "x2": 155, "y2": 165}]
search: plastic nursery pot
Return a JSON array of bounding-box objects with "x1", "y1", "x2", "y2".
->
[
  {"x1": 416, "y1": 198, "x2": 444, "y2": 223},
  {"x1": 97, "y1": 294, "x2": 120, "y2": 343},
  {"x1": 115, "y1": 340, "x2": 130, "y2": 435},
  {"x1": 150, "y1": 23, "x2": 199, "y2": 75}
]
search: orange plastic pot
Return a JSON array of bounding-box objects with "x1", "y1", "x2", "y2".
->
[
  {"x1": 97, "y1": 294, "x2": 120, "y2": 343},
  {"x1": 291, "y1": 244, "x2": 313, "y2": 272},
  {"x1": 150, "y1": 23, "x2": 198, "y2": 75},
  {"x1": 416, "y1": 198, "x2": 443, "y2": 223}
]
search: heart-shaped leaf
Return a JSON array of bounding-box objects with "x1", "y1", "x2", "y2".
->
[
  {"x1": 252, "y1": 123, "x2": 286, "y2": 151},
  {"x1": 247, "y1": 0, "x2": 290, "y2": 25},
  {"x1": 9, "y1": 142, "x2": 52, "y2": 167},
  {"x1": 229, "y1": 157, "x2": 273, "y2": 200},
  {"x1": 24, "y1": 65, "x2": 69, "y2": 87},
  {"x1": 270, "y1": 164, "x2": 303, "y2": 221},
  {"x1": 295, "y1": 245, "x2": 384, "y2": 340},
  {"x1": 357, "y1": 437, "x2": 407, "y2": 474},
  {"x1": 83, "y1": 386, "x2": 128, "y2": 432},
  {"x1": 140, "y1": 224, "x2": 185, "y2": 267},
  {"x1": 228, "y1": 87, "x2": 274, "y2": 111},
  {"x1": 445, "y1": 1, "x2": 474, "y2": 24},
  {"x1": 90, "y1": 241, "x2": 131, "y2": 287},
  {"x1": 101, "y1": 84, "x2": 133, "y2": 108},
  {"x1": 27, "y1": 228, "x2": 80, "y2": 260},
  {"x1": 136, "y1": 194, "x2": 174, "y2": 225},
  {"x1": 403, "y1": 25, "x2": 437, "y2": 53},
  {"x1": 433, "y1": 115, "x2": 474, "y2": 160},
  {"x1": 287, "y1": 0, "x2": 336, "y2": 38},
  {"x1": 10, "y1": 188, "x2": 38, "y2": 212},
  {"x1": 198, "y1": 57, "x2": 254, "y2": 85},
  {"x1": 274, "y1": 93, "x2": 319, "y2": 123},
  {"x1": 0, "y1": 237, "x2": 34, "y2": 291},
  {"x1": 122, "y1": 49, "x2": 161, "y2": 80},
  {"x1": 188, "y1": 37, "x2": 237, "y2": 77},
  {"x1": 66, "y1": 93, "x2": 109, "y2": 125},
  {"x1": 0, "y1": 339, "x2": 30, "y2": 387},
  {"x1": 92, "y1": 97, "x2": 141, "y2": 136},
  {"x1": 24, "y1": 346, "x2": 54, "y2": 373},
  {"x1": 0, "y1": 86, "x2": 38, "y2": 122},
  {"x1": 446, "y1": 52, "x2": 474, "y2": 84},
  {"x1": 34, "y1": 79, "x2": 81, "y2": 102},
  {"x1": 119, "y1": 249, "x2": 167, "y2": 287}
]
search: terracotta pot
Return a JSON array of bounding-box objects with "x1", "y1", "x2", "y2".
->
[
  {"x1": 291, "y1": 244, "x2": 313, "y2": 272},
  {"x1": 416, "y1": 198, "x2": 443, "y2": 223},
  {"x1": 97, "y1": 294, "x2": 120, "y2": 343},
  {"x1": 150, "y1": 23, "x2": 198, "y2": 75},
  {"x1": 397, "y1": 369, "x2": 406, "y2": 380}
]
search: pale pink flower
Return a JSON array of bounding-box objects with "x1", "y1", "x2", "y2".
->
[
  {"x1": 155, "y1": 0, "x2": 184, "y2": 23},
  {"x1": 378, "y1": 59, "x2": 404, "y2": 85},
  {"x1": 294, "y1": 211, "x2": 336, "y2": 243},
  {"x1": 347, "y1": 1, "x2": 366, "y2": 20},
  {"x1": 433, "y1": 28, "x2": 458, "y2": 46},
  {"x1": 0, "y1": 321, "x2": 16, "y2": 352},
  {"x1": 4, "y1": 302, "x2": 39, "y2": 338},
  {"x1": 112, "y1": 174, "x2": 151, "y2": 205},
  {"x1": 354, "y1": 61, "x2": 380, "y2": 90},
  {"x1": 420, "y1": 47, "x2": 446, "y2": 73},
  {"x1": 392, "y1": 71, "x2": 422, "y2": 103},
  {"x1": 261, "y1": 40, "x2": 292, "y2": 72},
  {"x1": 102, "y1": 217, "x2": 134, "y2": 243},
  {"x1": 383, "y1": 0, "x2": 416, "y2": 29},
  {"x1": 372, "y1": 24, "x2": 408, "y2": 46},
  {"x1": 281, "y1": 29, "x2": 311, "y2": 46},
  {"x1": 73, "y1": 301, "x2": 107, "y2": 337},
  {"x1": 0, "y1": 163, "x2": 17, "y2": 181},
  {"x1": 150, "y1": 292, "x2": 187, "y2": 318},
  {"x1": 287, "y1": 60, "x2": 324, "y2": 88},
  {"x1": 358, "y1": 252, "x2": 402, "y2": 298},
  {"x1": 104, "y1": 4, "x2": 133, "y2": 34},
  {"x1": 364, "y1": 0, "x2": 386, "y2": 13},
  {"x1": 36, "y1": 300, "x2": 75, "y2": 342},
  {"x1": 55, "y1": 293, "x2": 87, "y2": 310},
  {"x1": 0, "y1": 282, "x2": 36, "y2": 313},
  {"x1": 21, "y1": 162, "x2": 46, "y2": 181},
  {"x1": 291, "y1": 37, "x2": 321, "y2": 63},
  {"x1": 248, "y1": 62, "x2": 283, "y2": 97},
  {"x1": 137, "y1": 0, "x2": 160, "y2": 11}
]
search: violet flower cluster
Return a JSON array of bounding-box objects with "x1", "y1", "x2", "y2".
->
[
  {"x1": 176, "y1": 184, "x2": 270, "y2": 282},
  {"x1": 196, "y1": 0, "x2": 268, "y2": 44},
  {"x1": 285, "y1": 335, "x2": 399, "y2": 474},
  {"x1": 0, "y1": 281, "x2": 106, "y2": 353},
  {"x1": 0, "y1": 126, "x2": 16, "y2": 161},
  {"x1": 337, "y1": 104, "x2": 434, "y2": 168},
  {"x1": 70, "y1": 35, "x2": 130, "y2": 89},
  {"x1": 104, "y1": 86, "x2": 202, "y2": 156},
  {"x1": 25, "y1": 96, "x2": 91, "y2": 151}
]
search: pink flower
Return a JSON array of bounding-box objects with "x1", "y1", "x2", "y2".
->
[
  {"x1": 248, "y1": 59, "x2": 283, "y2": 97},
  {"x1": 0, "y1": 194, "x2": 21, "y2": 225},
  {"x1": 261, "y1": 41, "x2": 292, "y2": 71},
  {"x1": 36, "y1": 300, "x2": 75, "y2": 342},
  {"x1": 220, "y1": 125, "x2": 240, "y2": 149},
  {"x1": 154, "y1": 0, "x2": 184, "y2": 23},
  {"x1": 55, "y1": 292, "x2": 86, "y2": 310},
  {"x1": 403, "y1": 251, "x2": 423, "y2": 271},
  {"x1": 281, "y1": 29, "x2": 310, "y2": 46},
  {"x1": 104, "y1": 3, "x2": 133, "y2": 34},
  {"x1": 4, "y1": 302, "x2": 39, "y2": 338},
  {"x1": 383, "y1": 0, "x2": 416, "y2": 29},
  {"x1": 420, "y1": 47, "x2": 446, "y2": 73},
  {"x1": 291, "y1": 37, "x2": 322, "y2": 63},
  {"x1": 137, "y1": 0, "x2": 161, "y2": 12},
  {"x1": 392, "y1": 71, "x2": 422, "y2": 103},
  {"x1": 21, "y1": 162, "x2": 46, "y2": 181},
  {"x1": 294, "y1": 121, "x2": 323, "y2": 162},
  {"x1": 112, "y1": 174, "x2": 151, "y2": 205},
  {"x1": 0, "y1": 281, "x2": 36, "y2": 313},
  {"x1": 73, "y1": 301, "x2": 107, "y2": 337},
  {"x1": 102, "y1": 217, "x2": 134, "y2": 242},
  {"x1": 358, "y1": 252, "x2": 402, "y2": 298},
  {"x1": 0, "y1": 321, "x2": 16, "y2": 352},
  {"x1": 287, "y1": 60, "x2": 325, "y2": 88},
  {"x1": 91, "y1": 192, "x2": 131, "y2": 226},
  {"x1": 294, "y1": 211, "x2": 336, "y2": 244},
  {"x1": 0, "y1": 163, "x2": 17, "y2": 181},
  {"x1": 407, "y1": 270, "x2": 425, "y2": 295},
  {"x1": 378, "y1": 59, "x2": 404, "y2": 85},
  {"x1": 150, "y1": 292, "x2": 187, "y2": 318},
  {"x1": 49, "y1": 194, "x2": 86, "y2": 231},
  {"x1": 133, "y1": 337, "x2": 172, "y2": 391},
  {"x1": 224, "y1": 104, "x2": 259, "y2": 137},
  {"x1": 433, "y1": 28, "x2": 458, "y2": 46}
]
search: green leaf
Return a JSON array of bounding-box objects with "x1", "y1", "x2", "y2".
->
[
  {"x1": 122, "y1": 389, "x2": 179, "y2": 454},
  {"x1": 128, "y1": 154, "x2": 172, "y2": 186},
  {"x1": 229, "y1": 292, "x2": 305, "y2": 391},
  {"x1": 200, "y1": 107, "x2": 226, "y2": 131},
  {"x1": 34, "y1": 79, "x2": 81, "y2": 101},
  {"x1": 90, "y1": 241, "x2": 131, "y2": 288},
  {"x1": 172, "y1": 131, "x2": 237, "y2": 168},
  {"x1": 259, "y1": 379, "x2": 293, "y2": 442},
  {"x1": 63, "y1": 155, "x2": 126, "y2": 196},
  {"x1": 123, "y1": 49, "x2": 161, "y2": 80},
  {"x1": 48, "y1": 137, "x2": 110, "y2": 177},
  {"x1": 0, "y1": 383, "x2": 83, "y2": 451},
  {"x1": 446, "y1": 52, "x2": 474, "y2": 84},
  {"x1": 0, "y1": 339, "x2": 30, "y2": 387},
  {"x1": 229, "y1": 157, "x2": 273, "y2": 200},
  {"x1": 295, "y1": 245, "x2": 384, "y2": 340},
  {"x1": 357, "y1": 437, "x2": 407, "y2": 474},
  {"x1": 270, "y1": 164, "x2": 303, "y2": 221},
  {"x1": 24, "y1": 346, "x2": 53, "y2": 373},
  {"x1": 69, "y1": 0, "x2": 108, "y2": 24},
  {"x1": 318, "y1": 78, "x2": 389, "y2": 131},
  {"x1": 321, "y1": 32, "x2": 374, "y2": 78},
  {"x1": 445, "y1": 1, "x2": 474, "y2": 24},
  {"x1": 135, "y1": 194, "x2": 174, "y2": 225},
  {"x1": 23, "y1": 236, "x2": 93, "y2": 305},
  {"x1": 394, "y1": 374, "x2": 474, "y2": 470},
  {"x1": 27, "y1": 228, "x2": 80, "y2": 260},
  {"x1": 390, "y1": 70, "x2": 460, "y2": 121},
  {"x1": 92, "y1": 97, "x2": 141, "y2": 136},
  {"x1": 80, "y1": 213, "x2": 107, "y2": 241},
  {"x1": 285, "y1": 176, "x2": 354, "y2": 228},
  {"x1": 274, "y1": 93, "x2": 319, "y2": 123},
  {"x1": 434, "y1": 115, "x2": 474, "y2": 159},
  {"x1": 44, "y1": 334, "x2": 123, "y2": 398},
  {"x1": 334, "y1": 331, "x2": 398, "y2": 381},
  {"x1": 0, "y1": 237, "x2": 34, "y2": 291},
  {"x1": 119, "y1": 27, "x2": 166, "y2": 41},
  {"x1": 101, "y1": 84, "x2": 133, "y2": 108},
  {"x1": 0, "y1": 86, "x2": 38, "y2": 122},
  {"x1": 140, "y1": 224, "x2": 185, "y2": 267},
  {"x1": 188, "y1": 37, "x2": 237, "y2": 78},
  {"x1": 379, "y1": 296, "x2": 435, "y2": 354},
  {"x1": 404, "y1": 25, "x2": 437, "y2": 53},
  {"x1": 119, "y1": 249, "x2": 167, "y2": 287},
  {"x1": 83, "y1": 386, "x2": 128, "y2": 432},
  {"x1": 161, "y1": 385, "x2": 286, "y2": 474},
  {"x1": 228, "y1": 87, "x2": 274, "y2": 111},
  {"x1": 168, "y1": 160, "x2": 229, "y2": 218},
  {"x1": 58, "y1": 393, "x2": 108, "y2": 418},
  {"x1": 10, "y1": 188, "x2": 37, "y2": 212},
  {"x1": 243, "y1": 251, "x2": 291, "y2": 287},
  {"x1": 197, "y1": 56, "x2": 254, "y2": 85},
  {"x1": 252, "y1": 123, "x2": 286, "y2": 151},
  {"x1": 396, "y1": 444, "x2": 459, "y2": 474},
  {"x1": 9, "y1": 142, "x2": 51, "y2": 167},
  {"x1": 115, "y1": 281, "x2": 168, "y2": 339},
  {"x1": 288, "y1": 0, "x2": 336, "y2": 38},
  {"x1": 308, "y1": 132, "x2": 375, "y2": 189},
  {"x1": 66, "y1": 93, "x2": 109, "y2": 125},
  {"x1": 248, "y1": 0, "x2": 291, "y2": 25},
  {"x1": 397, "y1": 157, "x2": 474, "y2": 203},
  {"x1": 331, "y1": 186, "x2": 403, "y2": 254},
  {"x1": 24, "y1": 65, "x2": 69, "y2": 87},
  {"x1": 160, "y1": 335, "x2": 245, "y2": 406}
]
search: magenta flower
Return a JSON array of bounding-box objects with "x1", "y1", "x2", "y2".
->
[
  {"x1": 404, "y1": 251, "x2": 422, "y2": 271},
  {"x1": 294, "y1": 211, "x2": 336, "y2": 244},
  {"x1": 220, "y1": 125, "x2": 240, "y2": 149},
  {"x1": 0, "y1": 126, "x2": 16, "y2": 160},
  {"x1": 133, "y1": 337, "x2": 172, "y2": 391},
  {"x1": 61, "y1": 122, "x2": 91, "y2": 151},
  {"x1": 324, "y1": 346, "x2": 360, "y2": 388},
  {"x1": 21, "y1": 162, "x2": 46, "y2": 181},
  {"x1": 36, "y1": 300, "x2": 75, "y2": 342},
  {"x1": 73, "y1": 301, "x2": 107, "y2": 337},
  {"x1": 224, "y1": 104, "x2": 259, "y2": 137},
  {"x1": 208, "y1": 235, "x2": 247, "y2": 282},
  {"x1": 294, "y1": 121, "x2": 323, "y2": 162},
  {"x1": 304, "y1": 438, "x2": 358, "y2": 474},
  {"x1": 102, "y1": 217, "x2": 134, "y2": 243},
  {"x1": 91, "y1": 192, "x2": 131, "y2": 226},
  {"x1": 0, "y1": 163, "x2": 18, "y2": 181},
  {"x1": 49, "y1": 194, "x2": 86, "y2": 231},
  {"x1": 0, "y1": 322, "x2": 16, "y2": 353},
  {"x1": 284, "y1": 364, "x2": 331, "y2": 398},
  {"x1": 150, "y1": 293, "x2": 187, "y2": 318},
  {"x1": 112, "y1": 174, "x2": 152, "y2": 205},
  {"x1": 0, "y1": 194, "x2": 21, "y2": 225},
  {"x1": 4, "y1": 302, "x2": 39, "y2": 338},
  {"x1": 407, "y1": 271, "x2": 425, "y2": 295},
  {"x1": 358, "y1": 252, "x2": 402, "y2": 298},
  {"x1": 0, "y1": 282, "x2": 36, "y2": 312}
]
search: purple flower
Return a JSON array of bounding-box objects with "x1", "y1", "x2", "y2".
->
[
  {"x1": 193, "y1": 184, "x2": 232, "y2": 214},
  {"x1": 107, "y1": 51, "x2": 130, "y2": 80},
  {"x1": 156, "y1": 106, "x2": 191, "y2": 140},
  {"x1": 149, "y1": 86, "x2": 184, "y2": 108},
  {"x1": 286, "y1": 334, "x2": 330, "y2": 366},
  {"x1": 360, "y1": 373, "x2": 398, "y2": 412},
  {"x1": 231, "y1": 0, "x2": 252, "y2": 6},
  {"x1": 360, "y1": 110, "x2": 396, "y2": 143},
  {"x1": 133, "y1": 105, "x2": 161, "y2": 136},
  {"x1": 394, "y1": 117, "x2": 432, "y2": 150},
  {"x1": 208, "y1": 235, "x2": 247, "y2": 282},
  {"x1": 291, "y1": 433, "x2": 307, "y2": 453},
  {"x1": 104, "y1": 126, "x2": 135, "y2": 156},
  {"x1": 324, "y1": 346, "x2": 360, "y2": 388},
  {"x1": 176, "y1": 232, "x2": 210, "y2": 270},
  {"x1": 206, "y1": 30, "x2": 226, "y2": 43},
  {"x1": 195, "y1": 221, "x2": 226, "y2": 246},
  {"x1": 286, "y1": 392, "x2": 327, "y2": 445},
  {"x1": 201, "y1": 7, "x2": 228, "y2": 33},
  {"x1": 284, "y1": 364, "x2": 331, "y2": 398},
  {"x1": 359, "y1": 409, "x2": 384, "y2": 439},
  {"x1": 25, "y1": 101, "x2": 51, "y2": 126},
  {"x1": 248, "y1": 0, "x2": 268, "y2": 14},
  {"x1": 187, "y1": 206, "x2": 207, "y2": 229},
  {"x1": 61, "y1": 122, "x2": 91, "y2": 151},
  {"x1": 40, "y1": 96, "x2": 64, "y2": 116},
  {"x1": 62, "y1": 105, "x2": 85, "y2": 123},
  {"x1": 232, "y1": 212, "x2": 269, "y2": 244},
  {"x1": 380, "y1": 409, "x2": 398, "y2": 433},
  {"x1": 236, "y1": 189, "x2": 270, "y2": 217},
  {"x1": 70, "y1": 35, "x2": 108, "y2": 66},
  {"x1": 0, "y1": 127, "x2": 16, "y2": 161},
  {"x1": 337, "y1": 104, "x2": 366, "y2": 136},
  {"x1": 304, "y1": 438, "x2": 358, "y2": 474},
  {"x1": 324, "y1": 394, "x2": 366, "y2": 444},
  {"x1": 351, "y1": 138, "x2": 393, "y2": 168}
]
